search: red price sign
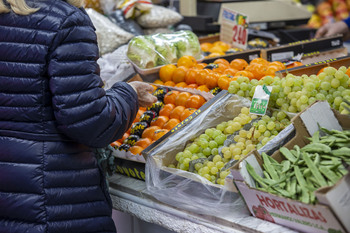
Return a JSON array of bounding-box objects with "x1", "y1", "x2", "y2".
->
[{"x1": 220, "y1": 8, "x2": 249, "y2": 50}]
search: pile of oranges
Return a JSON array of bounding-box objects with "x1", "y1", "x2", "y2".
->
[
  {"x1": 200, "y1": 41, "x2": 231, "y2": 58},
  {"x1": 111, "y1": 88, "x2": 206, "y2": 156},
  {"x1": 154, "y1": 55, "x2": 299, "y2": 92}
]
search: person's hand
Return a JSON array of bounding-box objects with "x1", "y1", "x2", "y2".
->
[
  {"x1": 315, "y1": 21, "x2": 350, "y2": 40},
  {"x1": 128, "y1": 81, "x2": 157, "y2": 107}
]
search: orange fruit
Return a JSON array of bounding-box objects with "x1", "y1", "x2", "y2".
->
[
  {"x1": 265, "y1": 65, "x2": 280, "y2": 76},
  {"x1": 163, "y1": 118, "x2": 181, "y2": 130},
  {"x1": 346, "y1": 67, "x2": 350, "y2": 77},
  {"x1": 159, "y1": 64, "x2": 176, "y2": 82},
  {"x1": 185, "y1": 95, "x2": 206, "y2": 109},
  {"x1": 217, "y1": 75, "x2": 231, "y2": 90},
  {"x1": 197, "y1": 85, "x2": 210, "y2": 92},
  {"x1": 205, "y1": 72, "x2": 219, "y2": 89},
  {"x1": 269, "y1": 61, "x2": 285, "y2": 70},
  {"x1": 159, "y1": 103, "x2": 175, "y2": 118},
  {"x1": 250, "y1": 58, "x2": 269, "y2": 66},
  {"x1": 185, "y1": 68, "x2": 198, "y2": 84},
  {"x1": 235, "y1": 70, "x2": 254, "y2": 80},
  {"x1": 153, "y1": 129, "x2": 169, "y2": 141},
  {"x1": 223, "y1": 68, "x2": 238, "y2": 76},
  {"x1": 142, "y1": 126, "x2": 161, "y2": 139},
  {"x1": 207, "y1": 52, "x2": 225, "y2": 58},
  {"x1": 177, "y1": 55, "x2": 197, "y2": 68},
  {"x1": 118, "y1": 132, "x2": 130, "y2": 143},
  {"x1": 153, "y1": 79, "x2": 164, "y2": 85},
  {"x1": 180, "y1": 108, "x2": 196, "y2": 121},
  {"x1": 164, "y1": 91, "x2": 179, "y2": 105},
  {"x1": 213, "y1": 58, "x2": 230, "y2": 67},
  {"x1": 230, "y1": 59, "x2": 248, "y2": 71},
  {"x1": 245, "y1": 63, "x2": 266, "y2": 80},
  {"x1": 186, "y1": 83, "x2": 198, "y2": 89},
  {"x1": 135, "y1": 137, "x2": 153, "y2": 149},
  {"x1": 209, "y1": 46, "x2": 225, "y2": 54},
  {"x1": 286, "y1": 61, "x2": 304, "y2": 69},
  {"x1": 175, "y1": 92, "x2": 191, "y2": 106},
  {"x1": 196, "y1": 69, "x2": 210, "y2": 86},
  {"x1": 213, "y1": 41, "x2": 230, "y2": 51},
  {"x1": 317, "y1": 67, "x2": 327, "y2": 76},
  {"x1": 170, "y1": 106, "x2": 186, "y2": 120},
  {"x1": 110, "y1": 141, "x2": 121, "y2": 148},
  {"x1": 150, "y1": 116, "x2": 169, "y2": 128},
  {"x1": 212, "y1": 63, "x2": 228, "y2": 73},
  {"x1": 134, "y1": 109, "x2": 144, "y2": 123},
  {"x1": 163, "y1": 81, "x2": 176, "y2": 87},
  {"x1": 196, "y1": 63, "x2": 207, "y2": 69},
  {"x1": 175, "y1": 82, "x2": 188, "y2": 88},
  {"x1": 200, "y1": 42, "x2": 214, "y2": 52},
  {"x1": 129, "y1": 145, "x2": 144, "y2": 155},
  {"x1": 172, "y1": 66, "x2": 188, "y2": 83}
]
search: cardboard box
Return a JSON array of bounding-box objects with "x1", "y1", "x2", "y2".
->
[
  {"x1": 261, "y1": 35, "x2": 344, "y2": 62},
  {"x1": 231, "y1": 101, "x2": 350, "y2": 233}
]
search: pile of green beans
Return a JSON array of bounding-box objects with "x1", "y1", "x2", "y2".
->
[{"x1": 246, "y1": 127, "x2": 350, "y2": 204}]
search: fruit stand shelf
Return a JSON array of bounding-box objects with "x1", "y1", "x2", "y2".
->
[{"x1": 108, "y1": 174, "x2": 297, "y2": 233}]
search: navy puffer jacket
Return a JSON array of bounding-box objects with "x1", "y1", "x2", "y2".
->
[{"x1": 0, "y1": 0, "x2": 138, "y2": 232}]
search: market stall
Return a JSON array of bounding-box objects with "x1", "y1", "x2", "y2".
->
[{"x1": 86, "y1": 0, "x2": 350, "y2": 232}]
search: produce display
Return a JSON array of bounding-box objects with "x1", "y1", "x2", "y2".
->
[
  {"x1": 111, "y1": 87, "x2": 206, "y2": 156},
  {"x1": 228, "y1": 66, "x2": 350, "y2": 114},
  {"x1": 167, "y1": 107, "x2": 291, "y2": 185},
  {"x1": 127, "y1": 31, "x2": 202, "y2": 69},
  {"x1": 154, "y1": 57, "x2": 292, "y2": 93},
  {"x1": 246, "y1": 127, "x2": 349, "y2": 204}
]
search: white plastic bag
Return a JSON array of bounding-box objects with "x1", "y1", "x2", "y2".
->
[
  {"x1": 145, "y1": 93, "x2": 251, "y2": 217},
  {"x1": 136, "y1": 5, "x2": 183, "y2": 28},
  {"x1": 86, "y1": 8, "x2": 134, "y2": 55}
]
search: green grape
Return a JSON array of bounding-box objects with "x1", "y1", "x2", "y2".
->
[
  {"x1": 241, "y1": 107, "x2": 250, "y2": 115},
  {"x1": 277, "y1": 111, "x2": 287, "y2": 121},
  {"x1": 168, "y1": 164, "x2": 176, "y2": 168},
  {"x1": 195, "y1": 163, "x2": 203, "y2": 171},
  {"x1": 203, "y1": 174, "x2": 211, "y2": 181},
  {"x1": 238, "y1": 138, "x2": 246, "y2": 144},
  {"x1": 276, "y1": 98, "x2": 284, "y2": 106},
  {"x1": 216, "y1": 161, "x2": 224, "y2": 169},
  {"x1": 331, "y1": 78, "x2": 340, "y2": 88},
  {"x1": 233, "y1": 135, "x2": 240, "y2": 142},
  {"x1": 236, "y1": 142, "x2": 245, "y2": 150},
  {"x1": 288, "y1": 92, "x2": 296, "y2": 99},
  {"x1": 207, "y1": 161, "x2": 214, "y2": 169},
  {"x1": 308, "y1": 97, "x2": 316, "y2": 105},
  {"x1": 334, "y1": 70, "x2": 344, "y2": 80},
  {"x1": 292, "y1": 86, "x2": 302, "y2": 92},
  {"x1": 240, "y1": 82, "x2": 249, "y2": 91},
  {"x1": 203, "y1": 147, "x2": 211, "y2": 156},
  {"x1": 183, "y1": 150, "x2": 192, "y2": 158},
  {"x1": 323, "y1": 75, "x2": 332, "y2": 83},
  {"x1": 342, "y1": 89, "x2": 350, "y2": 96},
  {"x1": 263, "y1": 131, "x2": 271, "y2": 137},
  {"x1": 228, "y1": 86, "x2": 238, "y2": 94},
  {"x1": 300, "y1": 104, "x2": 309, "y2": 111},
  {"x1": 210, "y1": 166, "x2": 219, "y2": 175},
  {"x1": 191, "y1": 155, "x2": 199, "y2": 160},
  {"x1": 339, "y1": 66, "x2": 347, "y2": 73},
  {"x1": 246, "y1": 144, "x2": 256, "y2": 152},
  {"x1": 179, "y1": 157, "x2": 185, "y2": 164},
  {"x1": 290, "y1": 98, "x2": 297, "y2": 106},
  {"x1": 253, "y1": 131, "x2": 261, "y2": 139},
  {"x1": 183, "y1": 158, "x2": 191, "y2": 167},
  {"x1": 261, "y1": 137, "x2": 270, "y2": 146},
  {"x1": 315, "y1": 93, "x2": 326, "y2": 100},
  {"x1": 295, "y1": 91, "x2": 302, "y2": 99},
  {"x1": 188, "y1": 144, "x2": 200, "y2": 153},
  {"x1": 283, "y1": 86, "x2": 292, "y2": 94},
  {"x1": 224, "y1": 125, "x2": 235, "y2": 134},
  {"x1": 334, "y1": 96, "x2": 343, "y2": 106},
  {"x1": 237, "y1": 76, "x2": 245, "y2": 84},
  {"x1": 208, "y1": 140, "x2": 218, "y2": 149},
  {"x1": 263, "y1": 76, "x2": 273, "y2": 85},
  {"x1": 288, "y1": 105, "x2": 297, "y2": 113},
  {"x1": 324, "y1": 67, "x2": 337, "y2": 75},
  {"x1": 318, "y1": 72, "x2": 326, "y2": 80},
  {"x1": 179, "y1": 163, "x2": 186, "y2": 170},
  {"x1": 266, "y1": 121, "x2": 275, "y2": 130},
  {"x1": 333, "y1": 90, "x2": 341, "y2": 98},
  {"x1": 237, "y1": 90, "x2": 245, "y2": 97},
  {"x1": 305, "y1": 82, "x2": 316, "y2": 91},
  {"x1": 200, "y1": 134, "x2": 210, "y2": 141},
  {"x1": 231, "y1": 147, "x2": 242, "y2": 156},
  {"x1": 212, "y1": 129, "x2": 222, "y2": 139},
  {"x1": 257, "y1": 120, "x2": 266, "y2": 126},
  {"x1": 231, "y1": 122, "x2": 241, "y2": 131},
  {"x1": 258, "y1": 124, "x2": 267, "y2": 133},
  {"x1": 239, "y1": 130, "x2": 248, "y2": 138},
  {"x1": 175, "y1": 152, "x2": 184, "y2": 161},
  {"x1": 213, "y1": 154, "x2": 222, "y2": 163},
  {"x1": 251, "y1": 79, "x2": 259, "y2": 86},
  {"x1": 326, "y1": 94, "x2": 334, "y2": 104},
  {"x1": 216, "y1": 123, "x2": 225, "y2": 132},
  {"x1": 199, "y1": 139, "x2": 208, "y2": 148},
  {"x1": 223, "y1": 150, "x2": 232, "y2": 159},
  {"x1": 211, "y1": 148, "x2": 219, "y2": 155},
  {"x1": 300, "y1": 95, "x2": 308, "y2": 104},
  {"x1": 310, "y1": 90, "x2": 317, "y2": 97},
  {"x1": 205, "y1": 128, "x2": 214, "y2": 137},
  {"x1": 214, "y1": 134, "x2": 226, "y2": 145}
]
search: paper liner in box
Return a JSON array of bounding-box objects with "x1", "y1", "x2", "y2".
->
[{"x1": 145, "y1": 93, "x2": 251, "y2": 217}]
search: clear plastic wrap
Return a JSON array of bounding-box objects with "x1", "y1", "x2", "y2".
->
[
  {"x1": 86, "y1": 8, "x2": 134, "y2": 55},
  {"x1": 127, "y1": 30, "x2": 202, "y2": 69},
  {"x1": 135, "y1": 5, "x2": 183, "y2": 28},
  {"x1": 145, "y1": 93, "x2": 251, "y2": 217}
]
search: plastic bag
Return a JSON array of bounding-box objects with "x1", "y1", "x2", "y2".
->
[
  {"x1": 108, "y1": 9, "x2": 144, "y2": 36},
  {"x1": 136, "y1": 5, "x2": 183, "y2": 29},
  {"x1": 97, "y1": 45, "x2": 136, "y2": 89},
  {"x1": 143, "y1": 27, "x2": 172, "y2": 35},
  {"x1": 86, "y1": 8, "x2": 134, "y2": 55},
  {"x1": 145, "y1": 93, "x2": 251, "y2": 217},
  {"x1": 117, "y1": 0, "x2": 152, "y2": 19},
  {"x1": 127, "y1": 30, "x2": 202, "y2": 69},
  {"x1": 84, "y1": 0, "x2": 103, "y2": 13}
]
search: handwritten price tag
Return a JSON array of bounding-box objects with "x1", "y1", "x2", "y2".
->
[{"x1": 220, "y1": 8, "x2": 249, "y2": 50}]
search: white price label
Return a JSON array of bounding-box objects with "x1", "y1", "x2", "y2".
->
[{"x1": 220, "y1": 8, "x2": 249, "y2": 50}]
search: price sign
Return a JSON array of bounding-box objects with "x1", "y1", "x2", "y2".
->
[{"x1": 220, "y1": 7, "x2": 249, "y2": 50}]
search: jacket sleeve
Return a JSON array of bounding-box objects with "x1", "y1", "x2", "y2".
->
[{"x1": 48, "y1": 10, "x2": 138, "y2": 148}]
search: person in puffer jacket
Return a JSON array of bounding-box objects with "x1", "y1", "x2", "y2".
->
[{"x1": 0, "y1": 0, "x2": 157, "y2": 232}]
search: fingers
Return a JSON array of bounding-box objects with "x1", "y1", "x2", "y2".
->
[
  {"x1": 315, "y1": 26, "x2": 327, "y2": 38},
  {"x1": 128, "y1": 81, "x2": 157, "y2": 107}
]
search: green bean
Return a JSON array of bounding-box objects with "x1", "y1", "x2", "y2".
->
[
  {"x1": 302, "y1": 152, "x2": 328, "y2": 187},
  {"x1": 246, "y1": 163, "x2": 269, "y2": 189},
  {"x1": 303, "y1": 168, "x2": 312, "y2": 177},
  {"x1": 281, "y1": 160, "x2": 291, "y2": 173},
  {"x1": 262, "y1": 153, "x2": 279, "y2": 180},
  {"x1": 319, "y1": 166, "x2": 340, "y2": 184},
  {"x1": 263, "y1": 171, "x2": 271, "y2": 180},
  {"x1": 300, "y1": 189, "x2": 310, "y2": 204},
  {"x1": 311, "y1": 130, "x2": 320, "y2": 143},
  {"x1": 280, "y1": 147, "x2": 297, "y2": 163},
  {"x1": 301, "y1": 143, "x2": 331, "y2": 154},
  {"x1": 294, "y1": 166, "x2": 307, "y2": 187},
  {"x1": 332, "y1": 148, "x2": 350, "y2": 157},
  {"x1": 290, "y1": 178, "x2": 297, "y2": 196},
  {"x1": 314, "y1": 153, "x2": 320, "y2": 166}
]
